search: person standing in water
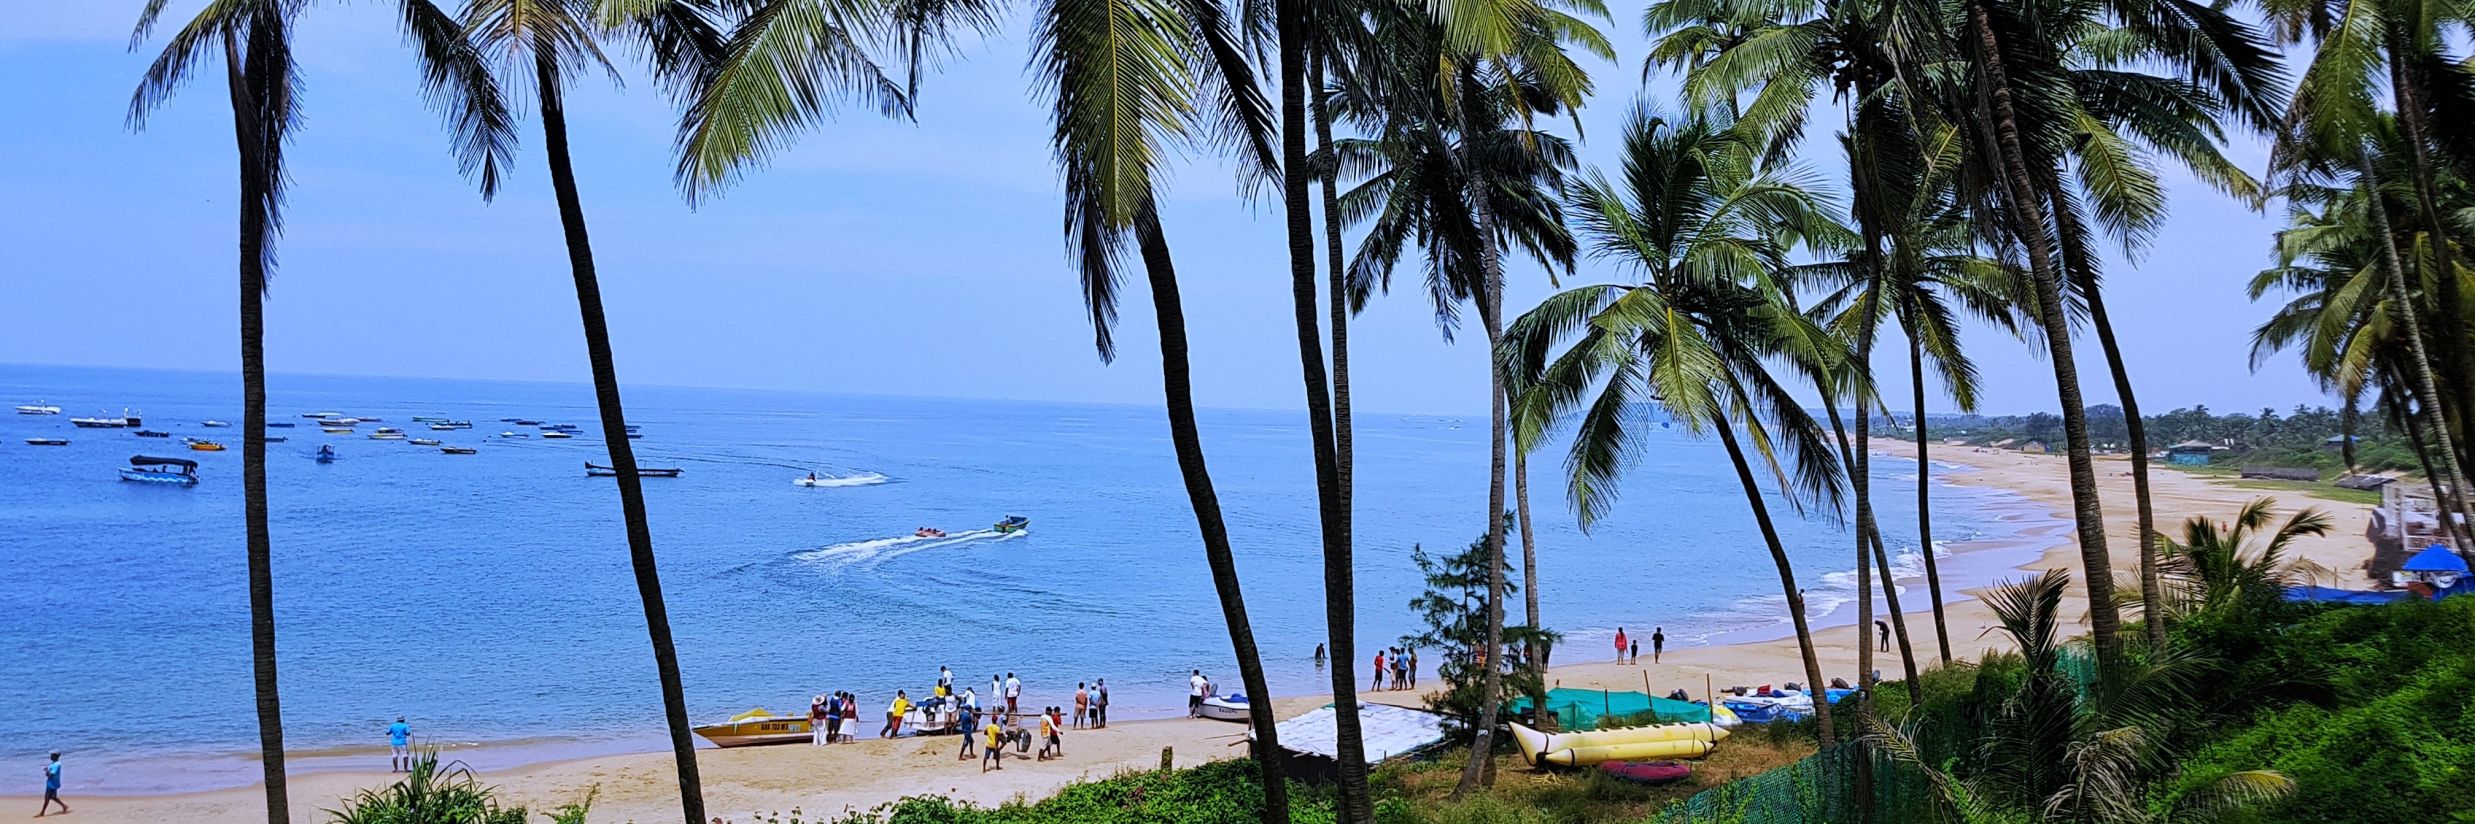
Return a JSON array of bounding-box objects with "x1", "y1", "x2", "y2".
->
[
  {"x1": 388, "y1": 716, "x2": 413, "y2": 772},
  {"x1": 1615, "y1": 627, "x2": 1629, "y2": 664},
  {"x1": 1652, "y1": 628, "x2": 1666, "y2": 663},
  {"x1": 35, "y1": 752, "x2": 66, "y2": 818}
]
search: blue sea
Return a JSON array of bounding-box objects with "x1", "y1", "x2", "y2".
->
[{"x1": 0, "y1": 364, "x2": 2042, "y2": 793}]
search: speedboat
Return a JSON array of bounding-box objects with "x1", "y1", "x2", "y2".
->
[
  {"x1": 71, "y1": 410, "x2": 140, "y2": 428},
  {"x1": 315, "y1": 445, "x2": 336, "y2": 463},
  {"x1": 692, "y1": 708, "x2": 812, "y2": 748},
  {"x1": 994, "y1": 515, "x2": 1031, "y2": 534},
  {"x1": 1198, "y1": 693, "x2": 1252, "y2": 723},
  {"x1": 187, "y1": 440, "x2": 225, "y2": 452},
  {"x1": 16, "y1": 402, "x2": 60, "y2": 415},
  {"x1": 540, "y1": 431, "x2": 573, "y2": 439},
  {"x1": 120, "y1": 455, "x2": 200, "y2": 485},
  {"x1": 24, "y1": 438, "x2": 68, "y2": 446},
  {"x1": 915, "y1": 527, "x2": 948, "y2": 538},
  {"x1": 586, "y1": 462, "x2": 681, "y2": 478},
  {"x1": 201, "y1": 420, "x2": 230, "y2": 427},
  {"x1": 440, "y1": 446, "x2": 477, "y2": 455},
  {"x1": 134, "y1": 430, "x2": 171, "y2": 438},
  {"x1": 409, "y1": 438, "x2": 441, "y2": 446}
]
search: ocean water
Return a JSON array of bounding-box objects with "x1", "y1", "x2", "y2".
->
[{"x1": 0, "y1": 365, "x2": 2037, "y2": 792}]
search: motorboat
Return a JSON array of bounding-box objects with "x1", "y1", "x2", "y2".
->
[
  {"x1": 303, "y1": 411, "x2": 343, "y2": 419},
  {"x1": 16, "y1": 402, "x2": 59, "y2": 415},
  {"x1": 265, "y1": 422, "x2": 294, "y2": 428},
  {"x1": 586, "y1": 462, "x2": 681, "y2": 478},
  {"x1": 915, "y1": 527, "x2": 947, "y2": 538},
  {"x1": 134, "y1": 430, "x2": 171, "y2": 438},
  {"x1": 443, "y1": 421, "x2": 472, "y2": 429},
  {"x1": 316, "y1": 445, "x2": 336, "y2": 463},
  {"x1": 321, "y1": 417, "x2": 361, "y2": 426},
  {"x1": 322, "y1": 427, "x2": 354, "y2": 435},
  {"x1": 188, "y1": 440, "x2": 226, "y2": 452},
  {"x1": 540, "y1": 431, "x2": 574, "y2": 439},
  {"x1": 409, "y1": 438, "x2": 442, "y2": 446},
  {"x1": 692, "y1": 708, "x2": 813, "y2": 748},
  {"x1": 369, "y1": 428, "x2": 406, "y2": 441},
  {"x1": 1198, "y1": 693, "x2": 1252, "y2": 723},
  {"x1": 71, "y1": 410, "x2": 140, "y2": 428},
  {"x1": 265, "y1": 436, "x2": 288, "y2": 443},
  {"x1": 411, "y1": 416, "x2": 447, "y2": 423},
  {"x1": 201, "y1": 420, "x2": 230, "y2": 427},
  {"x1": 512, "y1": 419, "x2": 542, "y2": 426},
  {"x1": 428, "y1": 424, "x2": 459, "y2": 431},
  {"x1": 499, "y1": 418, "x2": 523, "y2": 423},
  {"x1": 994, "y1": 515, "x2": 1031, "y2": 534},
  {"x1": 498, "y1": 431, "x2": 527, "y2": 438},
  {"x1": 24, "y1": 438, "x2": 68, "y2": 446},
  {"x1": 440, "y1": 446, "x2": 477, "y2": 455},
  {"x1": 120, "y1": 455, "x2": 200, "y2": 485}
]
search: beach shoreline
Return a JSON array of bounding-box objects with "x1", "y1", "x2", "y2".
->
[{"x1": 3, "y1": 442, "x2": 2382, "y2": 823}]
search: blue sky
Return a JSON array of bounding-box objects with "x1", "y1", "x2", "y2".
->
[{"x1": 0, "y1": 3, "x2": 2324, "y2": 416}]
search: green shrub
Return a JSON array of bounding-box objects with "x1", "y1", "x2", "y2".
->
[
  {"x1": 324, "y1": 754, "x2": 529, "y2": 824},
  {"x1": 832, "y1": 760, "x2": 1338, "y2": 823}
]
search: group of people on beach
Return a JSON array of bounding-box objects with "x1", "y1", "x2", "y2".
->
[
  {"x1": 1369, "y1": 647, "x2": 1419, "y2": 691},
  {"x1": 1613, "y1": 627, "x2": 1666, "y2": 664}
]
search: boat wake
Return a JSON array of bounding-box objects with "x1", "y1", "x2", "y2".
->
[
  {"x1": 792, "y1": 527, "x2": 1023, "y2": 571},
  {"x1": 794, "y1": 472, "x2": 890, "y2": 488}
]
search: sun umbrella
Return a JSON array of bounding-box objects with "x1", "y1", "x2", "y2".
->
[{"x1": 2402, "y1": 544, "x2": 2470, "y2": 574}]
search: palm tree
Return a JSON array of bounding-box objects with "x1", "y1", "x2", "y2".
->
[
  {"x1": 130, "y1": 4, "x2": 510, "y2": 821},
  {"x1": 1869, "y1": 569, "x2": 2297, "y2": 824},
  {"x1": 2154, "y1": 499, "x2": 2333, "y2": 621},
  {"x1": 1504, "y1": 106, "x2": 1850, "y2": 741}
]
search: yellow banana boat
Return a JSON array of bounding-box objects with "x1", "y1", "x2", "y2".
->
[
  {"x1": 1510, "y1": 720, "x2": 1728, "y2": 765},
  {"x1": 1540, "y1": 739, "x2": 1716, "y2": 766}
]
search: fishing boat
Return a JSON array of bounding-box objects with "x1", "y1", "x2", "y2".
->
[
  {"x1": 201, "y1": 420, "x2": 230, "y2": 428},
  {"x1": 71, "y1": 410, "x2": 140, "y2": 428},
  {"x1": 265, "y1": 436, "x2": 288, "y2": 443},
  {"x1": 540, "y1": 431, "x2": 573, "y2": 439},
  {"x1": 409, "y1": 438, "x2": 442, "y2": 446},
  {"x1": 586, "y1": 462, "x2": 682, "y2": 478},
  {"x1": 322, "y1": 427, "x2": 354, "y2": 435},
  {"x1": 1199, "y1": 694, "x2": 1252, "y2": 723},
  {"x1": 498, "y1": 431, "x2": 527, "y2": 438},
  {"x1": 265, "y1": 422, "x2": 295, "y2": 428},
  {"x1": 440, "y1": 446, "x2": 477, "y2": 455},
  {"x1": 16, "y1": 402, "x2": 60, "y2": 415},
  {"x1": 24, "y1": 438, "x2": 68, "y2": 446},
  {"x1": 692, "y1": 708, "x2": 812, "y2": 748},
  {"x1": 134, "y1": 430, "x2": 170, "y2": 438},
  {"x1": 512, "y1": 419, "x2": 541, "y2": 426},
  {"x1": 369, "y1": 428, "x2": 406, "y2": 441},
  {"x1": 120, "y1": 455, "x2": 199, "y2": 485},
  {"x1": 316, "y1": 445, "x2": 336, "y2": 463},
  {"x1": 303, "y1": 411, "x2": 343, "y2": 419},
  {"x1": 994, "y1": 515, "x2": 1031, "y2": 534},
  {"x1": 187, "y1": 440, "x2": 226, "y2": 452},
  {"x1": 411, "y1": 416, "x2": 447, "y2": 423}
]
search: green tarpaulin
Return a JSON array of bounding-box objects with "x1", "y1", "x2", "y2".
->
[{"x1": 1509, "y1": 688, "x2": 1711, "y2": 730}]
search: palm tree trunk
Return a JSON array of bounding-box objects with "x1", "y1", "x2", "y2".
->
[
  {"x1": 1964, "y1": 0, "x2": 2122, "y2": 663},
  {"x1": 1133, "y1": 207, "x2": 1291, "y2": 818},
  {"x1": 2340, "y1": 390, "x2": 2360, "y2": 470},
  {"x1": 1313, "y1": 52, "x2": 1353, "y2": 534},
  {"x1": 535, "y1": 61, "x2": 706, "y2": 824},
  {"x1": 223, "y1": 30, "x2": 288, "y2": 824},
  {"x1": 1822, "y1": 400, "x2": 1920, "y2": 703},
  {"x1": 1516, "y1": 449, "x2": 1540, "y2": 663},
  {"x1": 2079, "y1": 284, "x2": 2164, "y2": 652},
  {"x1": 1713, "y1": 416, "x2": 1834, "y2": 740},
  {"x1": 2357, "y1": 149, "x2": 2475, "y2": 558},
  {"x1": 1276, "y1": 15, "x2": 1372, "y2": 822},
  {"x1": 1454, "y1": 75, "x2": 1513, "y2": 798},
  {"x1": 2390, "y1": 50, "x2": 2475, "y2": 494},
  {"x1": 1907, "y1": 334, "x2": 1952, "y2": 664}
]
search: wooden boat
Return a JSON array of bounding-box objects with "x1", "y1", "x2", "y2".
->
[
  {"x1": 586, "y1": 462, "x2": 682, "y2": 478},
  {"x1": 1599, "y1": 760, "x2": 1691, "y2": 786},
  {"x1": 440, "y1": 446, "x2": 477, "y2": 455},
  {"x1": 187, "y1": 440, "x2": 226, "y2": 452},
  {"x1": 24, "y1": 438, "x2": 68, "y2": 446},
  {"x1": 692, "y1": 708, "x2": 813, "y2": 748},
  {"x1": 120, "y1": 455, "x2": 199, "y2": 485},
  {"x1": 1199, "y1": 694, "x2": 1252, "y2": 723},
  {"x1": 323, "y1": 427, "x2": 354, "y2": 434},
  {"x1": 134, "y1": 430, "x2": 171, "y2": 438},
  {"x1": 16, "y1": 402, "x2": 60, "y2": 415},
  {"x1": 995, "y1": 515, "x2": 1031, "y2": 534}
]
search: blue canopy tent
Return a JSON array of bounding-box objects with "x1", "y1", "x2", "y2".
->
[{"x1": 2287, "y1": 545, "x2": 2475, "y2": 603}]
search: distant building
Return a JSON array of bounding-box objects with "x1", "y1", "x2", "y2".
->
[
  {"x1": 2165, "y1": 440, "x2": 2216, "y2": 467},
  {"x1": 2323, "y1": 434, "x2": 2358, "y2": 451}
]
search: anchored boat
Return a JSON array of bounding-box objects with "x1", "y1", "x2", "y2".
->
[
  {"x1": 120, "y1": 455, "x2": 200, "y2": 485},
  {"x1": 586, "y1": 462, "x2": 682, "y2": 478},
  {"x1": 16, "y1": 402, "x2": 60, "y2": 415}
]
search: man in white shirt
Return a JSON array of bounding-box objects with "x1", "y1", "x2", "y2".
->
[
  {"x1": 1004, "y1": 672, "x2": 1022, "y2": 713},
  {"x1": 1188, "y1": 669, "x2": 1207, "y2": 717},
  {"x1": 938, "y1": 666, "x2": 954, "y2": 697}
]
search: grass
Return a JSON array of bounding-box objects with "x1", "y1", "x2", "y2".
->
[
  {"x1": 1368, "y1": 730, "x2": 1815, "y2": 824},
  {"x1": 2156, "y1": 463, "x2": 2385, "y2": 506}
]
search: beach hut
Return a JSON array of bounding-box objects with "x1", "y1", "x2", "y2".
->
[
  {"x1": 2164, "y1": 440, "x2": 2216, "y2": 466},
  {"x1": 1257, "y1": 703, "x2": 1446, "y2": 782}
]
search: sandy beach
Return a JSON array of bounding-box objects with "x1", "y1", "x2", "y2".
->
[{"x1": 4, "y1": 444, "x2": 2381, "y2": 823}]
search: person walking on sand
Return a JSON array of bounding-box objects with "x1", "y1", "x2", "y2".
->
[
  {"x1": 1093, "y1": 678, "x2": 1110, "y2": 728},
  {"x1": 981, "y1": 715, "x2": 1006, "y2": 771},
  {"x1": 1073, "y1": 683, "x2": 1090, "y2": 729},
  {"x1": 1188, "y1": 669, "x2": 1207, "y2": 717},
  {"x1": 1004, "y1": 673, "x2": 1022, "y2": 714},
  {"x1": 1372, "y1": 649, "x2": 1388, "y2": 691},
  {"x1": 881, "y1": 690, "x2": 910, "y2": 738},
  {"x1": 1037, "y1": 707, "x2": 1062, "y2": 760},
  {"x1": 1652, "y1": 628, "x2": 1666, "y2": 663},
  {"x1": 35, "y1": 752, "x2": 66, "y2": 818},
  {"x1": 1615, "y1": 627, "x2": 1629, "y2": 664},
  {"x1": 388, "y1": 716, "x2": 413, "y2": 772}
]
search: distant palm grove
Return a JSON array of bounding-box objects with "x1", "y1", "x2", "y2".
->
[{"x1": 122, "y1": 0, "x2": 2475, "y2": 819}]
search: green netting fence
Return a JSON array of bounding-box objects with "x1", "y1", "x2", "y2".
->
[
  {"x1": 1508, "y1": 688, "x2": 1712, "y2": 730},
  {"x1": 1651, "y1": 741, "x2": 1952, "y2": 824}
]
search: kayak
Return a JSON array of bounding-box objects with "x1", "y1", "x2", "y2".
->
[{"x1": 1599, "y1": 760, "x2": 1691, "y2": 785}]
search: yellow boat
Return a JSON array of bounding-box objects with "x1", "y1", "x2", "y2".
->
[
  {"x1": 1539, "y1": 739, "x2": 1716, "y2": 766},
  {"x1": 188, "y1": 441, "x2": 226, "y2": 452},
  {"x1": 692, "y1": 708, "x2": 813, "y2": 748},
  {"x1": 1510, "y1": 720, "x2": 1726, "y2": 766}
]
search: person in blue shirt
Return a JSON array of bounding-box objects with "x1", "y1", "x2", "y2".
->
[
  {"x1": 36, "y1": 751, "x2": 67, "y2": 817},
  {"x1": 388, "y1": 717, "x2": 413, "y2": 773}
]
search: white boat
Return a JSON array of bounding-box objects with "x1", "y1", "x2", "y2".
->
[
  {"x1": 24, "y1": 438, "x2": 69, "y2": 446},
  {"x1": 71, "y1": 410, "x2": 141, "y2": 428},
  {"x1": 440, "y1": 446, "x2": 477, "y2": 455},
  {"x1": 409, "y1": 438, "x2": 441, "y2": 446},
  {"x1": 369, "y1": 428, "x2": 406, "y2": 441},
  {"x1": 201, "y1": 420, "x2": 230, "y2": 427},
  {"x1": 540, "y1": 431, "x2": 574, "y2": 439},
  {"x1": 16, "y1": 402, "x2": 60, "y2": 415},
  {"x1": 498, "y1": 431, "x2": 527, "y2": 438},
  {"x1": 1199, "y1": 694, "x2": 1253, "y2": 723}
]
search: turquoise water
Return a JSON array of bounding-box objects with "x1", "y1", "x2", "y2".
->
[{"x1": 0, "y1": 364, "x2": 2032, "y2": 792}]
